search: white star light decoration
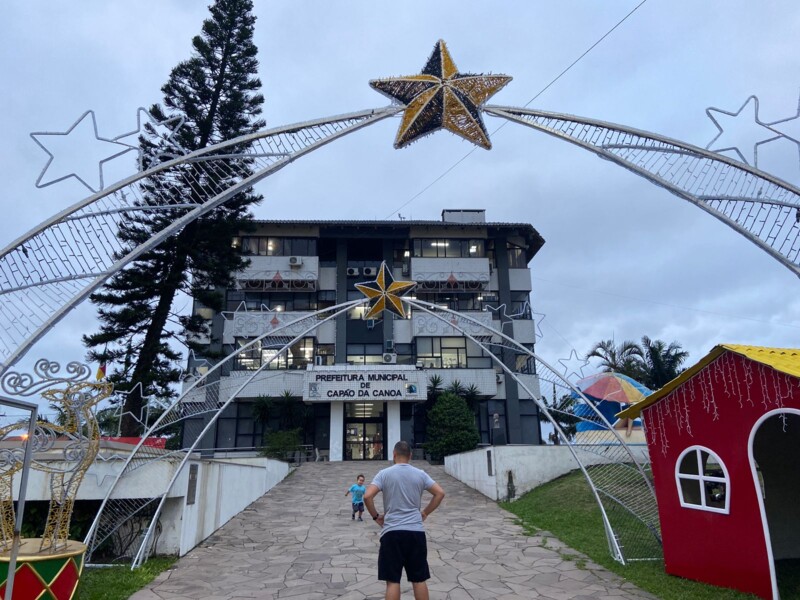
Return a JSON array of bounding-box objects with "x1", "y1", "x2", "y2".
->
[
  {"x1": 557, "y1": 349, "x2": 589, "y2": 382},
  {"x1": 112, "y1": 107, "x2": 187, "y2": 171},
  {"x1": 31, "y1": 110, "x2": 135, "y2": 193},
  {"x1": 767, "y1": 91, "x2": 800, "y2": 169},
  {"x1": 705, "y1": 91, "x2": 800, "y2": 168},
  {"x1": 31, "y1": 107, "x2": 188, "y2": 193}
]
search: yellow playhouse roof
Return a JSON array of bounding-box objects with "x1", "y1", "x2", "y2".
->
[{"x1": 617, "y1": 344, "x2": 800, "y2": 420}]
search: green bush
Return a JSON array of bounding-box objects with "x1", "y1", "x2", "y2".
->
[
  {"x1": 260, "y1": 428, "x2": 302, "y2": 460},
  {"x1": 425, "y1": 392, "x2": 479, "y2": 462}
]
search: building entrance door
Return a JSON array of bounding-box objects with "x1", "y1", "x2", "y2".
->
[{"x1": 344, "y1": 402, "x2": 385, "y2": 460}]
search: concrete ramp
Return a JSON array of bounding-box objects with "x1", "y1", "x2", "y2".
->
[{"x1": 131, "y1": 461, "x2": 654, "y2": 599}]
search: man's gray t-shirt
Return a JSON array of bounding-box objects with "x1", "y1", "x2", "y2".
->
[{"x1": 371, "y1": 463, "x2": 435, "y2": 537}]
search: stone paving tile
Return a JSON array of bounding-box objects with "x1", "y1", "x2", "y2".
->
[{"x1": 131, "y1": 462, "x2": 656, "y2": 600}]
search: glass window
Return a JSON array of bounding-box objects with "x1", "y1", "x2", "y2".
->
[
  {"x1": 232, "y1": 236, "x2": 317, "y2": 257},
  {"x1": 507, "y1": 243, "x2": 526, "y2": 268},
  {"x1": 676, "y1": 446, "x2": 729, "y2": 514},
  {"x1": 347, "y1": 290, "x2": 369, "y2": 320},
  {"x1": 346, "y1": 343, "x2": 383, "y2": 365},
  {"x1": 216, "y1": 419, "x2": 236, "y2": 449},
  {"x1": 318, "y1": 291, "x2": 336, "y2": 310},
  {"x1": 234, "y1": 337, "x2": 316, "y2": 371},
  {"x1": 416, "y1": 337, "x2": 467, "y2": 368},
  {"x1": 345, "y1": 402, "x2": 384, "y2": 418},
  {"x1": 412, "y1": 238, "x2": 487, "y2": 258}
]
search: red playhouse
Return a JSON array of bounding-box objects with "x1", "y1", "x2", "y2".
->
[{"x1": 618, "y1": 345, "x2": 800, "y2": 600}]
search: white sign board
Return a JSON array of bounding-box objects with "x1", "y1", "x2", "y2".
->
[{"x1": 304, "y1": 369, "x2": 426, "y2": 402}]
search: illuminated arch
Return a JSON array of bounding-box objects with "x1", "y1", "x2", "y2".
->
[
  {"x1": 3, "y1": 103, "x2": 799, "y2": 378},
  {"x1": 85, "y1": 298, "x2": 661, "y2": 567}
]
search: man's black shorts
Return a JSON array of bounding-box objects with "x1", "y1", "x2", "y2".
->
[{"x1": 378, "y1": 530, "x2": 430, "y2": 583}]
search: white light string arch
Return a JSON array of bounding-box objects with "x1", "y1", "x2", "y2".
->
[
  {"x1": 83, "y1": 300, "x2": 363, "y2": 566},
  {"x1": 404, "y1": 298, "x2": 661, "y2": 564},
  {"x1": 485, "y1": 105, "x2": 800, "y2": 278},
  {"x1": 86, "y1": 293, "x2": 660, "y2": 567},
  {"x1": 0, "y1": 107, "x2": 402, "y2": 375}
]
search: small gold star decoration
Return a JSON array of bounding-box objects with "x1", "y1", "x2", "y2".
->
[
  {"x1": 370, "y1": 39, "x2": 512, "y2": 150},
  {"x1": 355, "y1": 262, "x2": 416, "y2": 320}
]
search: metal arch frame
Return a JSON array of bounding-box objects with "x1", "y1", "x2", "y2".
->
[
  {"x1": 0, "y1": 106, "x2": 402, "y2": 375},
  {"x1": 130, "y1": 300, "x2": 360, "y2": 568},
  {"x1": 485, "y1": 105, "x2": 800, "y2": 279},
  {"x1": 6, "y1": 101, "x2": 800, "y2": 375},
  {"x1": 405, "y1": 298, "x2": 658, "y2": 564},
  {"x1": 83, "y1": 300, "x2": 363, "y2": 564},
  {"x1": 87, "y1": 297, "x2": 658, "y2": 567}
]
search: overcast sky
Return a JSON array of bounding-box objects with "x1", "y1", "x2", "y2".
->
[{"x1": 1, "y1": 0, "x2": 799, "y2": 409}]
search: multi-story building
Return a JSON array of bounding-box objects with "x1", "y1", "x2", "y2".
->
[{"x1": 182, "y1": 209, "x2": 545, "y2": 461}]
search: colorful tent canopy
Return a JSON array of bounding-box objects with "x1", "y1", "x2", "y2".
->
[{"x1": 572, "y1": 372, "x2": 651, "y2": 431}]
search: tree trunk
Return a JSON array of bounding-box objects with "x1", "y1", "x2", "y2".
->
[{"x1": 120, "y1": 227, "x2": 194, "y2": 436}]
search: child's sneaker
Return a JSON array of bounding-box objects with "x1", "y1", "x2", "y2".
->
[
  {"x1": 358, "y1": 516, "x2": 363, "y2": 522},
  {"x1": 351, "y1": 513, "x2": 355, "y2": 520}
]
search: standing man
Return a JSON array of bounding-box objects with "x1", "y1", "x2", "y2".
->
[{"x1": 364, "y1": 441, "x2": 446, "y2": 600}]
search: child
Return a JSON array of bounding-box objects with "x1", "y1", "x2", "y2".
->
[{"x1": 345, "y1": 474, "x2": 366, "y2": 521}]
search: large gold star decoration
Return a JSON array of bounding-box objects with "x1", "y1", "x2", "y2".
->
[
  {"x1": 370, "y1": 40, "x2": 511, "y2": 150},
  {"x1": 355, "y1": 262, "x2": 416, "y2": 320}
]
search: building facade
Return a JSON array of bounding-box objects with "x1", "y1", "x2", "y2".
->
[{"x1": 182, "y1": 209, "x2": 545, "y2": 461}]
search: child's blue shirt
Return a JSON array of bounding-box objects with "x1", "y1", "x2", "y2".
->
[{"x1": 349, "y1": 484, "x2": 366, "y2": 503}]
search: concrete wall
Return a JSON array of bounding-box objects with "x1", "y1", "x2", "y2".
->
[
  {"x1": 9, "y1": 445, "x2": 289, "y2": 558},
  {"x1": 445, "y1": 444, "x2": 650, "y2": 501},
  {"x1": 175, "y1": 456, "x2": 290, "y2": 556}
]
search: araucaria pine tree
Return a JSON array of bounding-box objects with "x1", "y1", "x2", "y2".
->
[{"x1": 84, "y1": 0, "x2": 265, "y2": 436}]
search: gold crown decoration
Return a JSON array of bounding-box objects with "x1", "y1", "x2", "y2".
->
[{"x1": 370, "y1": 40, "x2": 512, "y2": 149}]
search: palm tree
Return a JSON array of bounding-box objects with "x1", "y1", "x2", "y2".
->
[
  {"x1": 639, "y1": 336, "x2": 689, "y2": 389},
  {"x1": 427, "y1": 375, "x2": 443, "y2": 401},
  {"x1": 253, "y1": 390, "x2": 308, "y2": 431},
  {"x1": 586, "y1": 339, "x2": 645, "y2": 380}
]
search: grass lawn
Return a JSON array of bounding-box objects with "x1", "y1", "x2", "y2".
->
[
  {"x1": 501, "y1": 470, "x2": 798, "y2": 600},
  {"x1": 76, "y1": 557, "x2": 177, "y2": 600}
]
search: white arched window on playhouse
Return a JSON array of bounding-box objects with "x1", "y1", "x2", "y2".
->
[{"x1": 675, "y1": 446, "x2": 730, "y2": 514}]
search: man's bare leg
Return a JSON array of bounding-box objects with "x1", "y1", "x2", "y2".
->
[
  {"x1": 385, "y1": 582, "x2": 401, "y2": 600},
  {"x1": 411, "y1": 581, "x2": 429, "y2": 600}
]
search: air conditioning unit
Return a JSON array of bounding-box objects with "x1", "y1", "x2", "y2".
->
[
  {"x1": 363, "y1": 266, "x2": 377, "y2": 277},
  {"x1": 288, "y1": 256, "x2": 303, "y2": 267},
  {"x1": 385, "y1": 340, "x2": 395, "y2": 352},
  {"x1": 314, "y1": 355, "x2": 324, "y2": 366},
  {"x1": 346, "y1": 267, "x2": 360, "y2": 277},
  {"x1": 366, "y1": 319, "x2": 376, "y2": 330},
  {"x1": 496, "y1": 373, "x2": 503, "y2": 384},
  {"x1": 382, "y1": 353, "x2": 397, "y2": 364}
]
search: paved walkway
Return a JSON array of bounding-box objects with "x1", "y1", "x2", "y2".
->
[{"x1": 131, "y1": 462, "x2": 655, "y2": 600}]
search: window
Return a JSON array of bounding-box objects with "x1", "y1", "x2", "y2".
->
[
  {"x1": 318, "y1": 291, "x2": 336, "y2": 311},
  {"x1": 346, "y1": 290, "x2": 368, "y2": 320},
  {"x1": 675, "y1": 446, "x2": 730, "y2": 514},
  {"x1": 415, "y1": 293, "x2": 482, "y2": 312},
  {"x1": 415, "y1": 337, "x2": 490, "y2": 369},
  {"x1": 412, "y1": 239, "x2": 486, "y2": 258},
  {"x1": 346, "y1": 344, "x2": 383, "y2": 365},
  {"x1": 231, "y1": 236, "x2": 317, "y2": 257},
  {"x1": 316, "y1": 344, "x2": 335, "y2": 366},
  {"x1": 234, "y1": 337, "x2": 316, "y2": 370},
  {"x1": 225, "y1": 292, "x2": 318, "y2": 312},
  {"x1": 507, "y1": 243, "x2": 527, "y2": 268}
]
